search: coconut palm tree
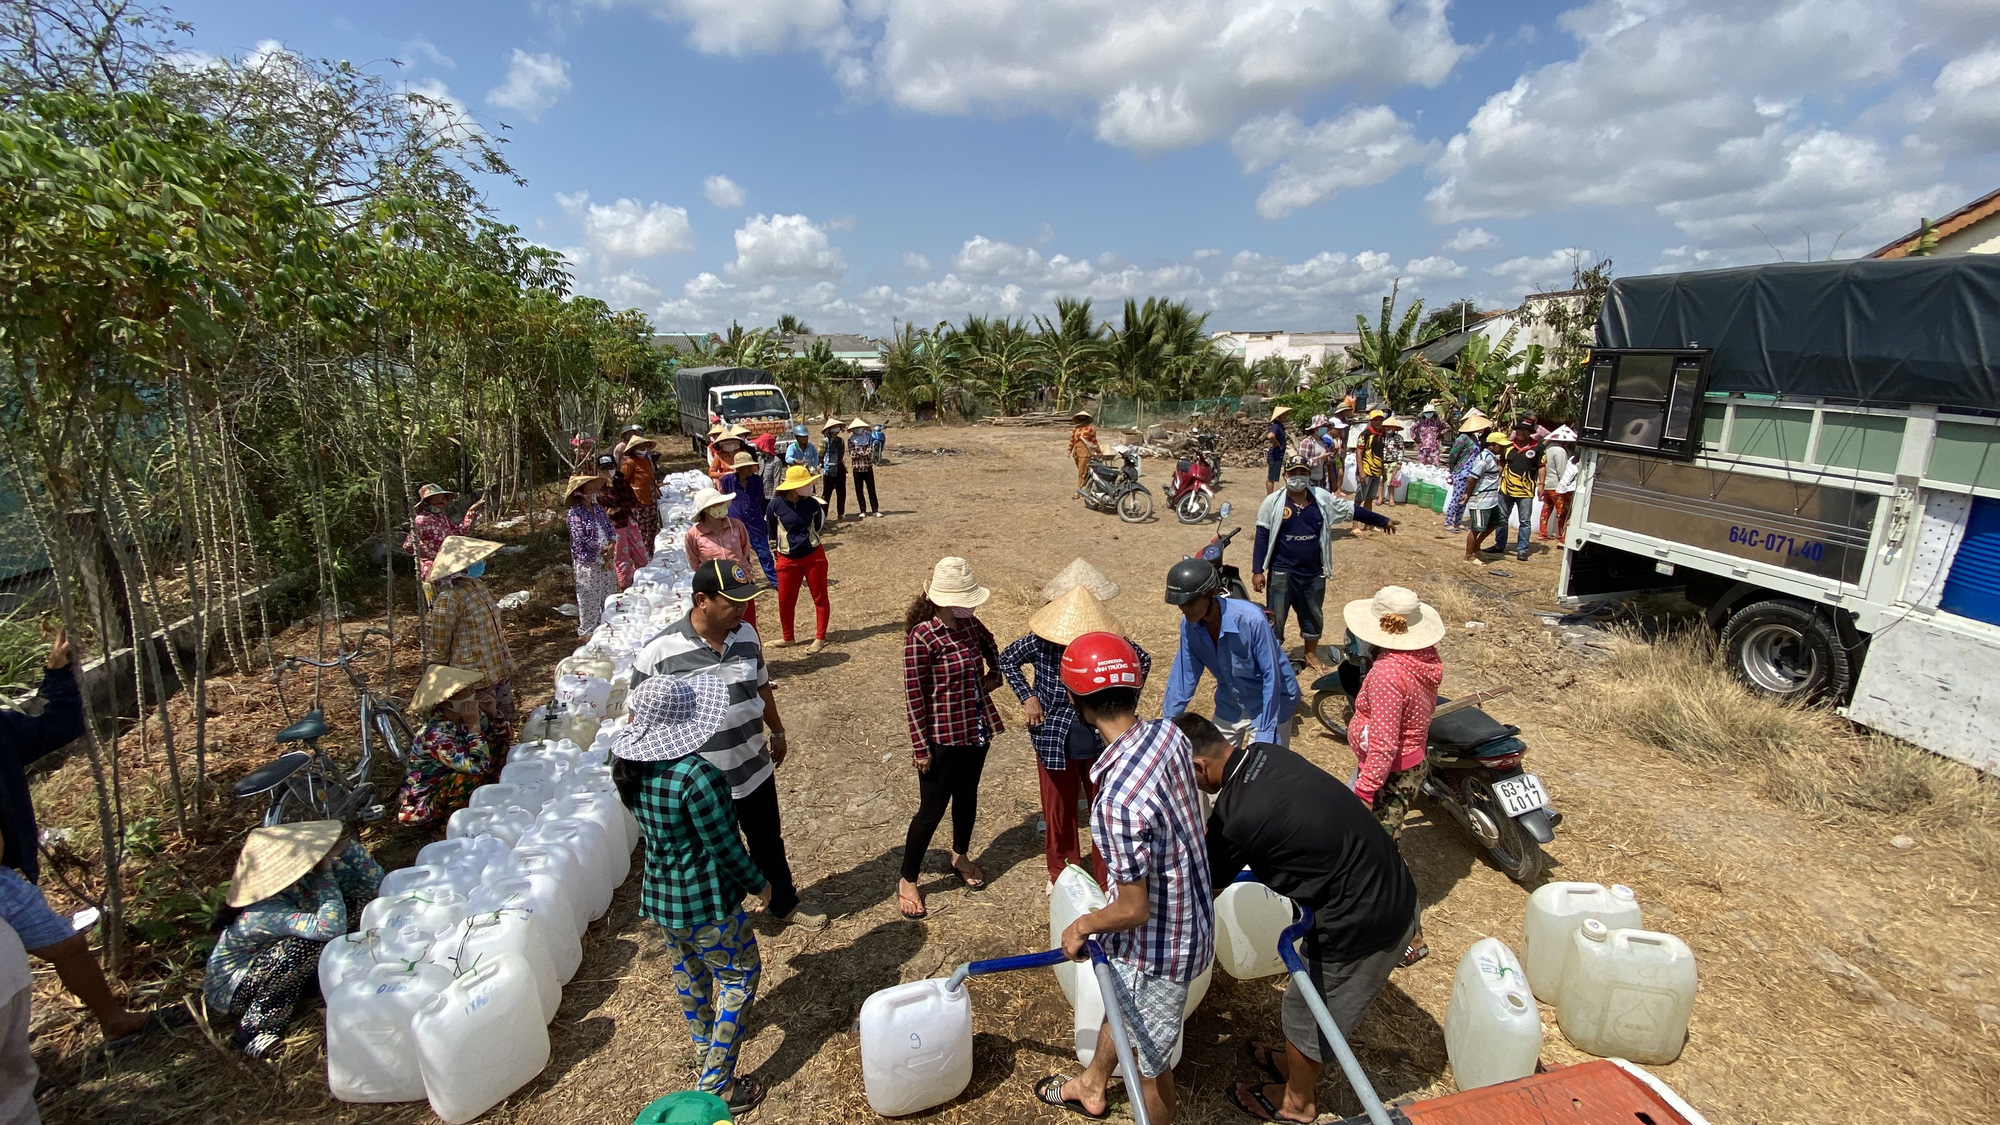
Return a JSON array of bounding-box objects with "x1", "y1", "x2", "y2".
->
[
  {"x1": 1031, "y1": 297, "x2": 1112, "y2": 410},
  {"x1": 957, "y1": 314, "x2": 1038, "y2": 414}
]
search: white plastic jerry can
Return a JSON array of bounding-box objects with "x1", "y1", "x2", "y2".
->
[
  {"x1": 468, "y1": 875, "x2": 583, "y2": 983},
  {"x1": 518, "y1": 818, "x2": 616, "y2": 919},
  {"x1": 410, "y1": 952, "x2": 552, "y2": 1125},
  {"x1": 1521, "y1": 882, "x2": 1642, "y2": 1004},
  {"x1": 1213, "y1": 881, "x2": 1293, "y2": 980},
  {"x1": 1555, "y1": 920, "x2": 1697, "y2": 1065},
  {"x1": 1048, "y1": 864, "x2": 1213, "y2": 1069},
  {"x1": 326, "y1": 959, "x2": 454, "y2": 1103},
  {"x1": 858, "y1": 978, "x2": 974, "y2": 1117},
  {"x1": 430, "y1": 909, "x2": 562, "y2": 1023},
  {"x1": 359, "y1": 888, "x2": 469, "y2": 941},
  {"x1": 496, "y1": 843, "x2": 593, "y2": 935},
  {"x1": 318, "y1": 929, "x2": 376, "y2": 997},
  {"x1": 1443, "y1": 938, "x2": 1541, "y2": 1090}
]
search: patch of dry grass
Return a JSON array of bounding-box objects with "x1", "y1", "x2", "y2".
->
[{"x1": 1586, "y1": 627, "x2": 2000, "y2": 867}]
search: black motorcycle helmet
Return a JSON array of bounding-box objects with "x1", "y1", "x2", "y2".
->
[{"x1": 1164, "y1": 557, "x2": 1222, "y2": 606}]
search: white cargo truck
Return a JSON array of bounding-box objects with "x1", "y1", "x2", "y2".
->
[{"x1": 1559, "y1": 257, "x2": 2000, "y2": 774}]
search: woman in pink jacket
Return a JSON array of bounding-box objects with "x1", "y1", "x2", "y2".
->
[{"x1": 1342, "y1": 585, "x2": 1445, "y2": 965}]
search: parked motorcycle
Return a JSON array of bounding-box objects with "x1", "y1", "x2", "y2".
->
[
  {"x1": 1194, "y1": 520, "x2": 1250, "y2": 601},
  {"x1": 1193, "y1": 430, "x2": 1222, "y2": 483},
  {"x1": 1165, "y1": 449, "x2": 1219, "y2": 523},
  {"x1": 1311, "y1": 637, "x2": 1561, "y2": 882},
  {"x1": 1079, "y1": 448, "x2": 1153, "y2": 522}
]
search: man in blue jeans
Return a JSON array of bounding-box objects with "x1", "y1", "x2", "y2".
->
[
  {"x1": 1491, "y1": 420, "x2": 1543, "y2": 561},
  {"x1": 1252, "y1": 458, "x2": 1396, "y2": 671}
]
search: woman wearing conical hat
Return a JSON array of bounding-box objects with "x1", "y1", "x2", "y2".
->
[
  {"x1": 998, "y1": 584, "x2": 1151, "y2": 890},
  {"x1": 396, "y1": 664, "x2": 498, "y2": 826}
]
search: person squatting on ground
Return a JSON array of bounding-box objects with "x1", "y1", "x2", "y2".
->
[
  {"x1": 720, "y1": 450, "x2": 780, "y2": 584},
  {"x1": 1178, "y1": 714, "x2": 1420, "y2": 1125},
  {"x1": 846, "y1": 418, "x2": 882, "y2": 517},
  {"x1": 684, "y1": 486, "x2": 761, "y2": 630},
  {"x1": 396, "y1": 664, "x2": 498, "y2": 827},
  {"x1": 1068, "y1": 411, "x2": 1099, "y2": 491},
  {"x1": 1442, "y1": 410, "x2": 1491, "y2": 532},
  {"x1": 402, "y1": 482, "x2": 485, "y2": 590},
  {"x1": 1036, "y1": 632, "x2": 1213, "y2": 1125},
  {"x1": 1492, "y1": 420, "x2": 1544, "y2": 561},
  {"x1": 421, "y1": 535, "x2": 514, "y2": 745},
  {"x1": 1265, "y1": 405, "x2": 1291, "y2": 496},
  {"x1": 1253, "y1": 457, "x2": 1396, "y2": 672},
  {"x1": 565, "y1": 473, "x2": 618, "y2": 636},
  {"x1": 897, "y1": 558, "x2": 1004, "y2": 920},
  {"x1": 0, "y1": 632, "x2": 161, "y2": 1053},
  {"x1": 1162, "y1": 557, "x2": 1299, "y2": 748},
  {"x1": 767, "y1": 466, "x2": 831, "y2": 654},
  {"x1": 819, "y1": 418, "x2": 849, "y2": 519},
  {"x1": 1462, "y1": 433, "x2": 1508, "y2": 563},
  {"x1": 204, "y1": 821, "x2": 382, "y2": 1059},
  {"x1": 1344, "y1": 585, "x2": 1446, "y2": 966},
  {"x1": 613, "y1": 674, "x2": 772, "y2": 1115},
  {"x1": 634, "y1": 561, "x2": 827, "y2": 932},
  {"x1": 1539, "y1": 425, "x2": 1580, "y2": 541},
  {"x1": 999, "y1": 585, "x2": 1151, "y2": 889}
]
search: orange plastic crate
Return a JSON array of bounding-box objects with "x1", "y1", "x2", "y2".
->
[{"x1": 1340, "y1": 1060, "x2": 1703, "y2": 1125}]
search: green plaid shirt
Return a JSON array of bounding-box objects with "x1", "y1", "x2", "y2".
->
[{"x1": 629, "y1": 754, "x2": 767, "y2": 931}]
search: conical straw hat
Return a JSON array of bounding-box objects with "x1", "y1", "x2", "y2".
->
[
  {"x1": 429, "y1": 536, "x2": 502, "y2": 581},
  {"x1": 1028, "y1": 586, "x2": 1125, "y2": 645},
  {"x1": 1042, "y1": 558, "x2": 1121, "y2": 603},
  {"x1": 410, "y1": 663, "x2": 484, "y2": 714},
  {"x1": 226, "y1": 820, "x2": 343, "y2": 907}
]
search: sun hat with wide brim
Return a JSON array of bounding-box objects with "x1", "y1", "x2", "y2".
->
[
  {"x1": 706, "y1": 422, "x2": 727, "y2": 438},
  {"x1": 1042, "y1": 558, "x2": 1121, "y2": 603},
  {"x1": 927, "y1": 556, "x2": 991, "y2": 609},
  {"x1": 429, "y1": 535, "x2": 502, "y2": 582},
  {"x1": 410, "y1": 663, "x2": 484, "y2": 715},
  {"x1": 227, "y1": 820, "x2": 344, "y2": 907},
  {"x1": 847, "y1": 417, "x2": 871, "y2": 431},
  {"x1": 729, "y1": 451, "x2": 758, "y2": 470},
  {"x1": 1029, "y1": 585, "x2": 1126, "y2": 645},
  {"x1": 414, "y1": 483, "x2": 456, "y2": 507},
  {"x1": 613, "y1": 674, "x2": 731, "y2": 763},
  {"x1": 565, "y1": 474, "x2": 605, "y2": 501},
  {"x1": 1548, "y1": 425, "x2": 1578, "y2": 442},
  {"x1": 1270, "y1": 405, "x2": 1294, "y2": 422},
  {"x1": 1343, "y1": 586, "x2": 1447, "y2": 651},
  {"x1": 1458, "y1": 412, "x2": 1493, "y2": 433},
  {"x1": 692, "y1": 486, "x2": 732, "y2": 516},
  {"x1": 622, "y1": 435, "x2": 659, "y2": 453},
  {"x1": 775, "y1": 465, "x2": 821, "y2": 492}
]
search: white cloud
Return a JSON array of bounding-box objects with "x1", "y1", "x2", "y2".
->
[
  {"x1": 404, "y1": 77, "x2": 485, "y2": 141},
  {"x1": 703, "y1": 174, "x2": 746, "y2": 208},
  {"x1": 1445, "y1": 226, "x2": 1498, "y2": 252},
  {"x1": 828, "y1": 214, "x2": 857, "y2": 232},
  {"x1": 728, "y1": 213, "x2": 847, "y2": 280},
  {"x1": 902, "y1": 252, "x2": 932, "y2": 275},
  {"x1": 559, "y1": 192, "x2": 696, "y2": 258},
  {"x1": 486, "y1": 49, "x2": 572, "y2": 121},
  {"x1": 1915, "y1": 43, "x2": 2000, "y2": 152},
  {"x1": 1231, "y1": 105, "x2": 1430, "y2": 219},
  {"x1": 591, "y1": 269, "x2": 666, "y2": 309},
  {"x1": 1488, "y1": 248, "x2": 1591, "y2": 292},
  {"x1": 953, "y1": 235, "x2": 1042, "y2": 276},
  {"x1": 403, "y1": 37, "x2": 456, "y2": 69},
  {"x1": 590, "y1": 0, "x2": 1468, "y2": 153}
]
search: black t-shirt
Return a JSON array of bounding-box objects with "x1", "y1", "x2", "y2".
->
[
  {"x1": 1206, "y1": 743, "x2": 1418, "y2": 962},
  {"x1": 1501, "y1": 440, "x2": 1542, "y2": 498}
]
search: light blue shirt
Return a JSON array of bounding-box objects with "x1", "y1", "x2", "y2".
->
[
  {"x1": 1162, "y1": 596, "x2": 1300, "y2": 742},
  {"x1": 784, "y1": 440, "x2": 821, "y2": 471}
]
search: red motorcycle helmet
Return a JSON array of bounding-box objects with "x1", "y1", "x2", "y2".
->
[{"x1": 1060, "y1": 632, "x2": 1145, "y2": 695}]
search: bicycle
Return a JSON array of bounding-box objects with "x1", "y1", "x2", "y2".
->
[{"x1": 232, "y1": 627, "x2": 416, "y2": 828}]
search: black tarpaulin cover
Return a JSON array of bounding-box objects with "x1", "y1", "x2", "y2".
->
[{"x1": 1597, "y1": 256, "x2": 2000, "y2": 412}]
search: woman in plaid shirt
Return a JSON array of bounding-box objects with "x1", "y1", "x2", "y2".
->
[{"x1": 896, "y1": 558, "x2": 1003, "y2": 920}]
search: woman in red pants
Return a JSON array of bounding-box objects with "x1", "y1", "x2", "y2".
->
[{"x1": 767, "y1": 466, "x2": 830, "y2": 653}]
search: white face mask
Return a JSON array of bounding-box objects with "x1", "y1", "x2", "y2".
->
[
  {"x1": 704, "y1": 505, "x2": 731, "y2": 521},
  {"x1": 1286, "y1": 475, "x2": 1310, "y2": 492}
]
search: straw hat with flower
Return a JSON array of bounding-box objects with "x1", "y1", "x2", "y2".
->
[
  {"x1": 926, "y1": 557, "x2": 990, "y2": 609},
  {"x1": 428, "y1": 536, "x2": 501, "y2": 582},
  {"x1": 1343, "y1": 586, "x2": 1446, "y2": 651},
  {"x1": 226, "y1": 820, "x2": 344, "y2": 907},
  {"x1": 1029, "y1": 586, "x2": 1125, "y2": 646}
]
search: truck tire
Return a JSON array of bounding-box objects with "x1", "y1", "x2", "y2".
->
[{"x1": 1719, "y1": 598, "x2": 1852, "y2": 703}]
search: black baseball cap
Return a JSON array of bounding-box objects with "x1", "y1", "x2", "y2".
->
[
  {"x1": 595, "y1": 453, "x2": 618, "y2": 469},
  {"x1": 692, "y1": 559, "x2": 759, "y2": 602}
]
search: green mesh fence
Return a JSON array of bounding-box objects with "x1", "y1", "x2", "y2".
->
[{"x1": 1092, "y1": 396, "x2": 1243, "y2": 428}]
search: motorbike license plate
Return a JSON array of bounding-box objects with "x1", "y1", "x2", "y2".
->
[{"x1": 1492, "y1": 773, "x2": 1549, "y2": 817}]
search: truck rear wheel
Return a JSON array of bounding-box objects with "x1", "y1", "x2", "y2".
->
[{"x1": 1720, "y1": 598, "x2": 1852, "y2": 703}]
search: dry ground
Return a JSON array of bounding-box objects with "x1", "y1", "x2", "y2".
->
[{"x1": 27, "y1": 426, "x2": 2000, "y2": 1124}]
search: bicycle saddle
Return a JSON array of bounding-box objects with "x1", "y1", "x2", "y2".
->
[
  {"x1": 274, "y1": 710, "x2": 328, "y2": 743},
  {"x1": 232, "y1": 751, "x2": 310, "y2": 797}
]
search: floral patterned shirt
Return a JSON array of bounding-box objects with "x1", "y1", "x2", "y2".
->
[
  {"x1": 403, "y1": 506, "x2": 477, "y2": 580},
  {"x1": 397, "y1": 715, "x2": 496, "y2": 826}
]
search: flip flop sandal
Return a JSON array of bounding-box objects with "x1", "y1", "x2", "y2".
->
[
  {"x1": 726, "y1": 1075, "x2": 767, "y2": 1114},
  {"x1": 952, "y1": 860, "x2": 986, "y2": 890},
  {"x1": 897, "y1": 890, "x2": 927, "y2": 919},
  {"x1": 1227, "y1": 1081, "x2": 1314, "y2": 1123},
  {"x1": 103, "y1": 1008, "x2": 191, "y2": 1054},
  {"x1": 1243, "y1": 1040, "x2": 1287, "y2": 1083},
  {"x1": 1034, "y1": 1074, "x2": 1109, "y2": 1120},
  {"x1": 1398, "y1": 940, "x2": 1431, "y2": 968}
]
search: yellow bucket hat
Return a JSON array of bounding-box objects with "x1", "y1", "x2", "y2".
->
[{"x1": 776, "y1": 465, "x2": 821, "y2": 492}]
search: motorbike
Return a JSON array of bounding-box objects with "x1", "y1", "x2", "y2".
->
[
  {"x1": 1195, "y1": 520, "x2": 1250, "y2": 601},
  {"x1": 1193, "y1": 430, "x2": 1222, "y2": 483},
  {"x1": 1079, "y1": 448, "x2": 1154, "y2": 523},
  {"x1": 1311, "y1": 636, "x2": 1561, "y2": 883},
  {"x1": 1164, "y1": 448, "x2": 1219, "y2": 523}
]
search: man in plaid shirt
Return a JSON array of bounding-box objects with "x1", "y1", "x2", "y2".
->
[{"x1": 1039, "y1": 633, "x2": 1212, "y2": 1125}]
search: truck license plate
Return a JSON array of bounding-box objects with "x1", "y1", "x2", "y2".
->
[{"x1": 1492, "y1": 773, "x2": 1549, "y2": 817}]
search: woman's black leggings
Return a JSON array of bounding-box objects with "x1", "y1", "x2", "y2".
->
[
  {"x1": 900, "y1": 743, "x2": 989, "y2": 881},
  {"x1": 852, "y1": 469, "x2": 880, "y2": 514}
]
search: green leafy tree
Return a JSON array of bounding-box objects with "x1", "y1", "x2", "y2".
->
[
  {"x1": 1347, "y1": 281, "x2": 1427, "y2": 410},
  {"x1": 1517, "y1": 257, "x2": 1613, "y2": 420},
  {"x1": 1030, "y1": 296, "x2": 1110, "y2": 410}
]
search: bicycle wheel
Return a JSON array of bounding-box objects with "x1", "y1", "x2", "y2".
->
[{"x1": 373, "y1": 704, "x2": 415, "y2": 767}]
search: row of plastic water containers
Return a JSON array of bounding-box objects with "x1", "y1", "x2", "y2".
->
[
  {"x1": 1445, "y1": 882, "x2": 1698, "y2": 1091},
  {"x1": 320, "y1": 738, "x2": 640, "y2": 1123}
]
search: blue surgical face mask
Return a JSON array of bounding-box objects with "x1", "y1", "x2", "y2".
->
[{"x1": 465, "y1": 560, "x2": 487, "y2": 578}]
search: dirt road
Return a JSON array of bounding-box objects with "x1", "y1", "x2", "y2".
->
[{"x1": 38, "y1": 425, "x2": 2000, "y2": 1124}]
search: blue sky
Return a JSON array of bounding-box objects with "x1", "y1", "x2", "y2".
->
[{"x1": 171, "y1": 1, "x2": 1999, "y2": 334}]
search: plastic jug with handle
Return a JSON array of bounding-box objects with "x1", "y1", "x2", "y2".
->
[
  {"x1": 1522, "y1": 882, "x2": 1641, "y2": 1003},
  {"x1": 496, "y1": 842, "x2": 593, "y2": 935},
  {"x1": 326, "y1": 959, "x2": 455, "y2": 1103},
  {"x1": 416, "y1": 835, "x2": 510, "y2": 890},
  {"x1": 360, "y1": 888, "x2": 469, "y2": 939},
  {"x1": 1555, "y1": 920, "x2": 1697, "y2": 1064},
  {"x1": 319, "y1": 929, "x2": 376, "y2": 996},
  {"x1": 430, "y1": 908, "x2": 561, "y2": 1022},
  {"x1": 378, "y1": 863, "x2": 453, "y2": 901},
  {"x1": 1213, "y1": 880, "x2": 1293, "y2": 979},
  {"x1": 500, "y1": 757, "x2": 569, "y2": 790},
  {"x1": 375, "y1": 924, "x2": 435, "y2": 967},
  {"x1": 446, "y1": 804, "x2": 535, "y2": 846},
  {"x1": 469, "y1": 874, "x2": 581, "y2": 983},
  {"x1": 472, "y1": 781, "x2": 553, "y2": 818},
  {"x1": 544, "y1": 789, "x2": 633, "y2": 865},
  {"x1": 1444, "y1": 938, "x2": 1541, "y2": 1090},
  {"x1": 858, "y1": 978, "x2": 974, "y2": 1116},
  {"x1": 508, "y1": 740, "x2": 580, "y2": 774},
  {"x1": 1047, "y1": 865, "x2": 1210, "y2": 1067},
  {"x1": 410, "y1": 951, "x2": 552, "y2": 1124},
  {"x1": 519, "y1": 818, "x2": 616, "y2": 917}
]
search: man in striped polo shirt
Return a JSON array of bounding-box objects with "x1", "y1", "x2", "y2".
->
[{"x1": 634, "y1": 560, "x2": 828, "y2": 931}]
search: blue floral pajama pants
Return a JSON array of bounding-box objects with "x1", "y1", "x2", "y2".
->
[
  {"x1": 1443, "y1": 466, "x2": 1474, "y2": 530},
  {"x1": 666, "y1": 909, "x2": 762, "y2": 1093}
]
